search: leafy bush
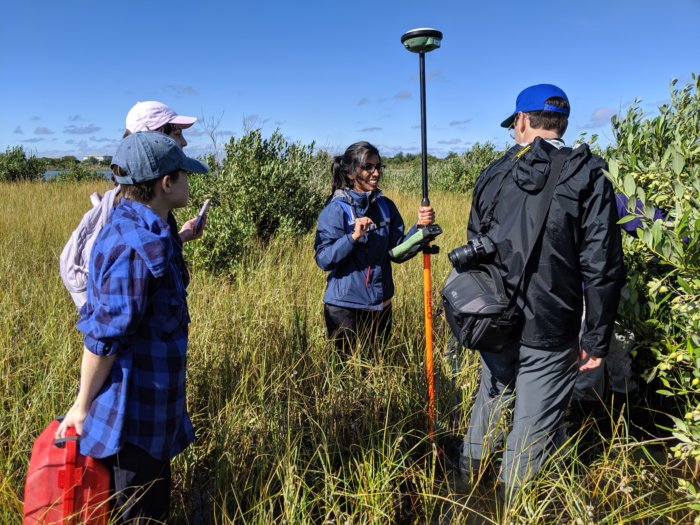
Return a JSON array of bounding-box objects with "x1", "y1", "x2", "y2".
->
[
  {"x1": 604, "y1": 75, "x2": 700, "y2": 463},
  {"x1": 42, "y1": 155, "x2": 79, "y2": 170},
  {"x1": 182, "y1": 129, "x2": 328, "y2": 272},
  {"x1": 384, "y1": 151, "x2": 422, "y2": 165},
  {"x1": 433, "y1": 142, "x2": 503, "y2": 193},
  {"x1": 51, "y1": 163, "x2": 106, "y2": 182},
  {"x1": 382, "y1": 143, "x2": 503, "y2": 195},
  {"x1": 0, "y1": 146, "x2": 45, "y2": 182}
]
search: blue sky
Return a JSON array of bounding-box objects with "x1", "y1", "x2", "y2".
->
[{"x1": 1, "y1": 0, "x2": 698, "y2": 160}]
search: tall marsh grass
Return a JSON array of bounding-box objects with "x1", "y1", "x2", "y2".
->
[{"x1": 1, "y1": 180, "x2": 695, "y2": 523}]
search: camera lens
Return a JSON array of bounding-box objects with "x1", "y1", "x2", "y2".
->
[{"x1": 448, "y1": 244, "x2": 475, "y2": 269}]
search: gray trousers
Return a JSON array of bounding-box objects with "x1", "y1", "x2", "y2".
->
[{"x1": 461, "y1": 338, "x2": 579, "y2": 488}]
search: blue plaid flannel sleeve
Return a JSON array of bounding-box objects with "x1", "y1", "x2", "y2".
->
[{"x1": 78, "y1": 237, "x2": 150, "y2": 356}]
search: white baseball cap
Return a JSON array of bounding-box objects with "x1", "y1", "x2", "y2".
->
[{"x1": 125, "y1": 101, "x2": 197, "y2": 133}]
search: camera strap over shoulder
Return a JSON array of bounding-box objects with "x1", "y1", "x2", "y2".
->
[
  {"x1": 479, "y1": 144, "x2": 532, "y2": 234},
  {"x1": 501, "y1": 146, "x2": 571, "y2": 319}
]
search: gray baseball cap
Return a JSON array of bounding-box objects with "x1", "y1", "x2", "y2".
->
[{"x1": 111, "y1": 131, "x2": 208, "y2": 184}]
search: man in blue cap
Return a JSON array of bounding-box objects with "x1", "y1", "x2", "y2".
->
[
  {"x1": 56, "y1": 131, "x2": 208, "y2": 522},
  {"x1": 458, "y1": 84, "x2": 626, "y2": 497}
]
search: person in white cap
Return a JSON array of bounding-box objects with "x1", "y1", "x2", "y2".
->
[
  {"x1": 124, "y1": 100, "x2": 198, "y2": 148},
  {"x1": 59, "y1": 101, "x2": 207, "y2": 309}
]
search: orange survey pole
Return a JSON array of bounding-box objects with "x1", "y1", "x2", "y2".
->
[
  {"x1": 401, "y1": 28, "x2": 443, "y2": 439},
  {"x1": 423, "y1": 246, "x2": 436, "y2": 437}
]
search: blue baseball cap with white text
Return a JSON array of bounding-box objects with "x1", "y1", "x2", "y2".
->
[
  {"x1": 111, "y1": 131, "x2": 208, "y2": 184},
  {"x1": 500, "y1": 84, "x2": 570, "y2": 128}
]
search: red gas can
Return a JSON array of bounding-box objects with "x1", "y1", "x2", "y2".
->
[{"x1": 23, "y1": 419, "x2": 110, "y2": 524}]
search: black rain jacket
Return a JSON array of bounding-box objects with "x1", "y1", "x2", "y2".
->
[{"x1": 467, "y1": 137, "x2": 625, "y2": 357}]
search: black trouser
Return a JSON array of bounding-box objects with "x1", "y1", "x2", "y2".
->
[
  {"x1": 324, "y1": 303, "x2": 393, "y2": 355},
  {"x1": 102, "y1": 443, "x2": 171, "y2": 524}
]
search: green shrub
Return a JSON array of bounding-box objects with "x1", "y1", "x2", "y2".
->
[
  {"x1": 382, "y1": 143, "x2": 503, "y2": 195},
  {"x1": 604, "y1": 75, "x2": 700, "y2": 463},
  {"x1": 433, "y1": 142, "x2": 503, "y2": 193},
  {"x1": 42, "y1": 155, "x2": 79, "y2": 170},
  {"x1": 0, "y1": 146, "x2": 45, "y2": 182},
  {"x1": 181, "y1": 129, "x2": 328, "y2": 272},
  {"x1": 51, "y1": 163, "x2": 106, "y2": 182}
]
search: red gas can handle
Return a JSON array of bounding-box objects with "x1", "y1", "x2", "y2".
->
[{"x1": 55, "y1": 426, "x2": 82, "y2": 525}]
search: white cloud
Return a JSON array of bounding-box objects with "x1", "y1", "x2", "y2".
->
[
  {"x1": 64, "y1": 124, "x2": 102, "y2": 135},
  {"x1": 89, "y1": 136, "x2": 118, "y2": 144},
  {"x1": 581, "y1": 107, "x2": 617, "y2": 129},
  {"x1": 410, "y1": 69, "x2": 443, "y2": 82},
  {"x1": 163, "y1": 85, "x2": 198, "y2": 96}
]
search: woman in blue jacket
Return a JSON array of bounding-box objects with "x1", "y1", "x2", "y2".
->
[{"x1": 314, "y1": 141, "x2": 435, "y2": 353}]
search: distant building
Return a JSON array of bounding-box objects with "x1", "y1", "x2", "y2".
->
[{"x1": 82, "y1": 155, "x2": 112, "y2": 163}]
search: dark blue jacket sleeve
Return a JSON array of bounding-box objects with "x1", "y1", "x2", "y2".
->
[{"x1": 314, "y1": 202, "x2": 357, "y2": 271}]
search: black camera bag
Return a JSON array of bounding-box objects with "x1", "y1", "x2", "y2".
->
[
  {"x1": 442, "y1": 264, "x2": 522, "y2": 352},
  {"x1": 441, "y1": 146, "x2": 570, "y2": 352}
]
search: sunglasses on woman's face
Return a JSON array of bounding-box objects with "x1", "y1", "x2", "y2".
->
[{"x1": 360, "y1": 163, "x2": 384, "y2": 173}]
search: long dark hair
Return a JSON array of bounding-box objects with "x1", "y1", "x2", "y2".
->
[{"x1": 329, "y1": 141, "x2": 380, "y2": 197}]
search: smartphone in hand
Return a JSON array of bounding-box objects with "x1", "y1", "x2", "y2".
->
[{"x1": 194, "y1": 199, "x2": 211, "y2": 234}]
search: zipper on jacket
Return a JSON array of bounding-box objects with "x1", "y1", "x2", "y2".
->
[{"x1": 365, "y1": 265, "x2": 371, "y2": 287}]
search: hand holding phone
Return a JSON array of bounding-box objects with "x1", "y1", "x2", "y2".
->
[{"x1": 194, "y1": 199, "x2": 211, "y2": 234}]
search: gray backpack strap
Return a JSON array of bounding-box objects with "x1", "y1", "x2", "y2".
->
[
  {"x1": 375, "y1": 196, "x2": 391, "y2": 228},
  {"x1": 332, "y1": 194, "x2": 356, "y2": 234}
]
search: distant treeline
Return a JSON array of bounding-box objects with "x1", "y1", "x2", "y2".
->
[
  {"x1": 0, "y1": 146, "x2": 111, "y2": 182},
  {"x1": 0, "y1": 141, "x2": 504, "y2": 188}
]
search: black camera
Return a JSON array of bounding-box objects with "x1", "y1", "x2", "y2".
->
[{"x1": 447, "y1": 235, "x2": 496, "y2": 269}]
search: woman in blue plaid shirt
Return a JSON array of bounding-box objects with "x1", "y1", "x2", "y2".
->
[{"x1": 56, "y1": 132, "x2": 208, "y2": 523}]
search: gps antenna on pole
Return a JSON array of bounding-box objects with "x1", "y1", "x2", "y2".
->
[{"x1": 400, "y1": 27, "x2": 442, "y2": 439}]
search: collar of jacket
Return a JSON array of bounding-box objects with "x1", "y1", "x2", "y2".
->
[
  {"x1": 333, "y1": 188, "x2": 385, "y2": 216},
  {"x1": 511, "y1": 136, "x2": 599, "y2": 192}
]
